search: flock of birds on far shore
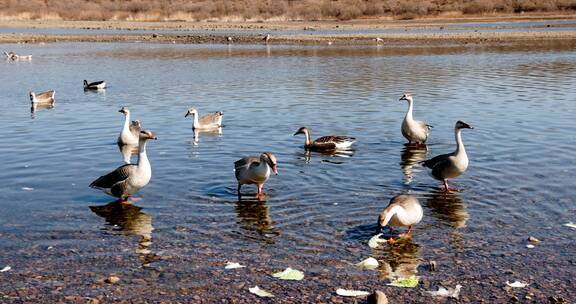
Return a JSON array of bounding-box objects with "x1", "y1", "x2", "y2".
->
[{"x1": 22, "y1": 68, "x2": 473, "y2": 244}]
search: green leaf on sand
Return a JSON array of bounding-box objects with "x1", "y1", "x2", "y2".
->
[
  {"x1": 249, "y1": 286, "x2": 274, "y2": 298},
  {"x1": 271, "y1": 267, "x2": 304, "y2": 280},
  {"x1": 387, "y1": 275, "x2": 419, "y2": 288}
]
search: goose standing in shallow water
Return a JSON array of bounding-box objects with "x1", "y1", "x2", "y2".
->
[
  {"x1": 117, "y1": 107, "x2": 140, "y2": 146},
  {"x1": 293, "y1": 127, "x2": 356, "y2": 151},
  {"x1": 185, "y1": 107, "x2": 223, "y2": 130},
  {"x1": 378, "y1": 194, "x2": 423, "y2": 244},
  {"x1": 30, "y1": 90, "x2": 55, "y2": 106},
  {"x1": 84, "y1": 80, "x2": 106, "y2": 90},
  {"x1": 234, "y1": 152, "x2": 278, "y2": 198},
  {"x1": 400, "y1": 93, "x2": 431, "y2": 145},
  {"x1": 422, "y1": 120, "x2": 473, "y2": 192},
  {"x1": 90, "y1": 130, "x2": 157, "y2": 201}
]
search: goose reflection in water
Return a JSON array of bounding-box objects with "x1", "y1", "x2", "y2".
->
[
  {"x1": 425, "y1": 190, "x2": 469, "y2": 229},
  {"x1": 399, "y1": 144, "x2": 428, "y2": 184},
  {"x1": 301, "y1": 149, "x2": 355, "y2": 164},
  {"x1": 89, "y1": 201, "x2": 155, "y2": 259},
  {"x1": 30, "y1": 103, "x2": 54, "y2": 118},
  {"x1": 376, "y1": 238, "x2": 422, "y2": 281},
  {"x1": 118, "y1": 143, "x2": 138, "y2": 164},
  {"x1": 235, "y1": 199, "x2": 280, "y2": 242},
  {"x1": 192, "y1": 127, "x2": 222, "y2": 146}
]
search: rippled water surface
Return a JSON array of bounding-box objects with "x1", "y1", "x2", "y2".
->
[{"x1": 0, "y1": 42, "x2": 575, "y2": 302}]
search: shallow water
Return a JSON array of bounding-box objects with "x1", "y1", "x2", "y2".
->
[{"x1": 0, "y1": 42, "x2": 575, "y2": 302}]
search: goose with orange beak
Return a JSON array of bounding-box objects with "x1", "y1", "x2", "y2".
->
[
  {"x1": 90, "y1": 130, "x2": 157, "y2": 201},
  {"x1": 234, "y1": 152, "x2": 278, "y2": 198}
]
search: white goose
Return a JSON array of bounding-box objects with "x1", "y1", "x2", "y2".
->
[
  {"x1": 234, "y1": 152, "x2": 278, "y2": 197},
  {"x1": 117, "y1": 107, "x2": 140, "y2": 146},
  {"x1": 185, "y1": 107, "x2": 223, "y2": 130},
  {"x1": 30, "y1": 90, "x2": 55, "y2": 106},
  {"x1": 90, "y1": 130, "x2": 157, "y2": 201},
  {"x1": 378, "y1": 194, "x2": 423, "y2": 244},
  {"x1": 399, "y1": 93, "x2": 431, "y2": 145},
  {"x1": 422, "y1": 120, "x2": 473, "y2": 192}
]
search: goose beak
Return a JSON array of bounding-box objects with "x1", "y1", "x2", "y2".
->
[
  {"x1": 272, "y1": 164, "x2": 278, "y2": 175},
  {"x1": 149, "y1": 133, "x2": 158, "y2": 140},
  {"x1": 293, "y1": 130, "x2": 301, "y2": 136},
  {"x1": 184, "y1": 112, "x2": 190, "y2": 117}
]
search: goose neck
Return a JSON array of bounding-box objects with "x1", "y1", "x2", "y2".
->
[
  {"x1": 122, "y1": 112, "x2": 131, "y2": 131},
  {"x1": 405, "y1": 99, "x2": 414, "y2": 122},
  {"x1": 454, "y1": 128, "x2": 466, "y2": 156}
]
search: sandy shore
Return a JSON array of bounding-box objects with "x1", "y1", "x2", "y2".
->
[{"x1": 1, "y1": 15, "x2": 576, "y2": 45}]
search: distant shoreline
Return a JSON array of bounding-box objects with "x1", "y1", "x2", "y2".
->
[{"x1": 1, "y1": 15, "x2": 576, "y2": 45}]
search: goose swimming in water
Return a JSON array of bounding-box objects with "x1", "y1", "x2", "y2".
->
[
  {"x1": 185, "y1": 107, "x2": 223, "y2": 130},
  {"x1": 117, "y1": 107, "x2": 140, "y2": 146},
  {"x1": 378, "y1": 194, "x2": 423, "y2": 244},
  {"x1": 30, "y1": 90, "x2": 55, "y2": 106},
  {"x1": 422, "y1": 120, "x2": 473, "y2": 192},
  {"x1": 84, "y1": 80, "x2": 106, "y2": 90},
  {"x1": 400, "y1": 93, "x2": 431, "y2": 145},
  {"x1": 234, "y1": 152, "x2": 278, "y2": 198},
  {"x1": 293, "y1": 127, "x2": 356, "y2": 151},
  {"x1": 90, "y1": 130, "x2": 157, "y2": 201}
]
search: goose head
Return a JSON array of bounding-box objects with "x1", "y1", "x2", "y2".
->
[
  {"x1": 139, "y1": 130, "x2": 157, "y2": 140},
  {"x1": 261, "y1": 152, "x2": 278, "y2": 175},
  {"x1": 399, "y1": 93, "x2": 413, "y2": 103},
  {"x1": 293, "y1": 127, "x2": 310, "y2": 136},
  {"x1": 83, "y1": 80, "x2": 89, "y2": 88},
  {"x1": 184, "y1": 107, "x2": 198, "y2": 118},
  {"x1": 119, "y1": 106, "x2": 130, "y2": 115},
  {"x1": 455, "y1": 120, "x2": 473, "y2": 130},
  {"x1": 29, "y1": 91, "x2": 36, "y2": 102}
]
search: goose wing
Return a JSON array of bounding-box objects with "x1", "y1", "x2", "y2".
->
[
  {"x1": 422, "y1": 153, "x2": 451, "y2": 169},
  {"x1": 234, "y1": 156, "x2": 260, "y2": 179},
  {"x1": 313, "y1": 135, "x2": 355, "y2": 149},
  {"x1": 198, "y1": 112, "x2": 223, "y2": 126},
  {"x1": 90, "y1": 164, "x2": 135, "y2": 189},
  {"x1": 36, "y1": 90, "x2": 55, "y2": 99},
  {"x1": 89, "y1": 81, "x2": 105, "y2": 87}
]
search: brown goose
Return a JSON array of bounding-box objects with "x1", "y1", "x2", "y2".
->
[
  {"x1": 90, "y1": 130, "x2": 157, "y2": 201},
  {"x1": 378, "y1": 194, "x2": 423, "y2": 244},
  {"x1": 234, "y1": 152, "x2": 278, "y2": 197},
  {"x1": 185, "y1": 107, "x2": 223, "y2": 130},
  {"x1": 422, "y1": 120, "x2": 473, "y2": 192},
  {"x1": 293, "y1": 127, "x2": 356, "y2": 151},
  {"x1": 30, "y1": 90, "x2": 55, "y2": 106}
]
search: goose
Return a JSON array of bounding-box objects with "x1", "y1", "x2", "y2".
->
[
  {"x1": 3, "y1": 51, "x2": 14, "y2": 60},
  {"x1": 184, "y1": 107, "x2": 223, "y2": 130},
  {"x1": 374, "y1": 37, "x2": 384, "y2": 44},
  {"x1": 400, "y1": 93, "x2": 431, "y2": 145},
  {"x1": 90, "y1": 130, "x2": 157, "y2": 201},
  {"x1": 378, "y1": 194, "x2": 423, "y2": 244},
  {"x1": 117, "y1": 107, "x2": 140, "y2": 146},
  {"x1": 234, "y1": 152, "x2": 278, "y2": 197},
  {"x1": 422, "y1": 120, "x2": 473, "y2": 192},
  {"x1": 263, "y1": 34, "x2": 271, "y2": 43},
  {"x1": 293, "y1": 127, "x2": 356, "y2": 151},
  {"x1": 84, "y1": 80, "x2": 106, "y2": 90},
  {"x1": 226, "y1": 36, "x2": 233, "y2": 43},
  {"x1": 30, "y1": 90, "x2": 55, "y2": 106}
]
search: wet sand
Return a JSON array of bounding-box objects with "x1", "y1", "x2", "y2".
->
[{"x1": 1, "y1": 16, "x2": 576, "y2": 45}]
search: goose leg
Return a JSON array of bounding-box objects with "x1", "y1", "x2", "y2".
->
[
  {"x1": 256, "y1": 184, "x2": 265, "y2": 197},
  {"x1": 400, "y1": 226, "x2": 413, "y2": 239},
  {"x1": 237, "y1": 184, "x2": 242, "y2": 197},
  {"x1": 388, "y1": 226, "x2": 396, "y2": 244},
  {"x1": 443, "y1": 179, "x2": 453, "y2": 193}
]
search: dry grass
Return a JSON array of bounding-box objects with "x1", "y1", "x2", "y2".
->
[{"x1": 0, "y1": 0, "x2": 575, "y2": 21}]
